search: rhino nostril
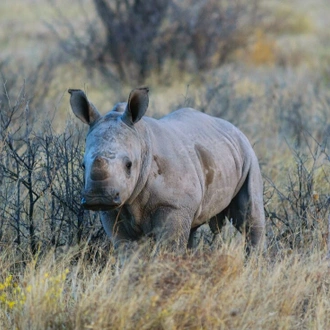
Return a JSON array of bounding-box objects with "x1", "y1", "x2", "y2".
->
[{"x1": 113, "y1": 192, "x2": 121, "y2": 204}]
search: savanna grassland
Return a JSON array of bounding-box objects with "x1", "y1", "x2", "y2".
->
[{"x1": 1, "y1": 0, "x2": 330, "y2": 329}]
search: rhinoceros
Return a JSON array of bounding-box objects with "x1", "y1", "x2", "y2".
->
[{"x1": 69, "y1": 87, "x2": 265, "y2": 253}]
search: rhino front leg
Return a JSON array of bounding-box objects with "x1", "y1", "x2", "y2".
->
[
  {"x1": 151, "y1": 207, "x2": 192, "y2": 253},
  {"x1": 100, "y1": 211, "x2": 138, "y2": 262}
]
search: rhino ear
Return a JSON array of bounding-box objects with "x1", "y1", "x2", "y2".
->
[
  {"x1": 121, "y1": 87, "x2": 149, "y2": 126},
  {"x1": 68, "y1": 89, "x2": 101, "y2": 125}
]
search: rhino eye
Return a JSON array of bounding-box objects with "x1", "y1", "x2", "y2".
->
[
  {"x1": 125, "y1": 159, "x2": 132, "y2": 174},
  {"x1": 126, "y1": 161, "x2": 132, "y2": 169}
]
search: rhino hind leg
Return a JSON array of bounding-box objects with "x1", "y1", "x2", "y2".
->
[{"x1": 228, "y1": 170, "x2": 265, "y2": 252}]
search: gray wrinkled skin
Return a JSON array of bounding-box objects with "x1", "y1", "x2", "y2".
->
[{"x1": 69, "y1": 87, "x2": 265, "y2": 253}]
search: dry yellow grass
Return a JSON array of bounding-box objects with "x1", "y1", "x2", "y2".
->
[{"x1": 1, "y1": 242, "x2": 330, "y2": 330}]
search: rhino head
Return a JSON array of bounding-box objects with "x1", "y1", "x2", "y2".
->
[{"x1": 68, "y1": 87, "x2": 149, "y2": 211}]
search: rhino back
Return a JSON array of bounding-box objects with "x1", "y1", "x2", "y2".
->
[{"x1": 140, "y1": 108, "x2": 255, "y2": 227}]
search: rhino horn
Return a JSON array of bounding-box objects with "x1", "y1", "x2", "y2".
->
[
  {"x1": 121, "y1": 87, "x2": 149, "y2": 126},
  {"x1": 90, "y1": 156, "x2": 110, "y2": 181},
  {"x1": 68, "y1": 89, "x2": 101, "y2": 125}
]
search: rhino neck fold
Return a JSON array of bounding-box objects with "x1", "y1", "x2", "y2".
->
[{"x1": 126, "y1": 120, "x2": 153, "y2": 206}]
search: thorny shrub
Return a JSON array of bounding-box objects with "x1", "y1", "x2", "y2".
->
[
  {"x1": 265, "y1": 136, "x2": 330, "y2": 253},
  {"x1": 50, "y1": 0, "x2": 262, "y2": 85},
  {"x1": 0, "y1": 81, "x2": 103, "y2": 255}
]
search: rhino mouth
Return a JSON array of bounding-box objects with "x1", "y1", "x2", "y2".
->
[{"x1": 81, "y1": 196, "x2": 121, "y2": 211}]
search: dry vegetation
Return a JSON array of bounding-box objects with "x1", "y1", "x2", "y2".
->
[
  {"x1": 1, "y1": 243, "x2": 330, "y2": 329},
  {"x1": 1, "y1": 0, "x2": 330, "y2": 329}
]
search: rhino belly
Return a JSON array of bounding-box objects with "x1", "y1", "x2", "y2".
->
[{"x1": 192, "y1": 185, "x2": 236, "y2": 228}]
